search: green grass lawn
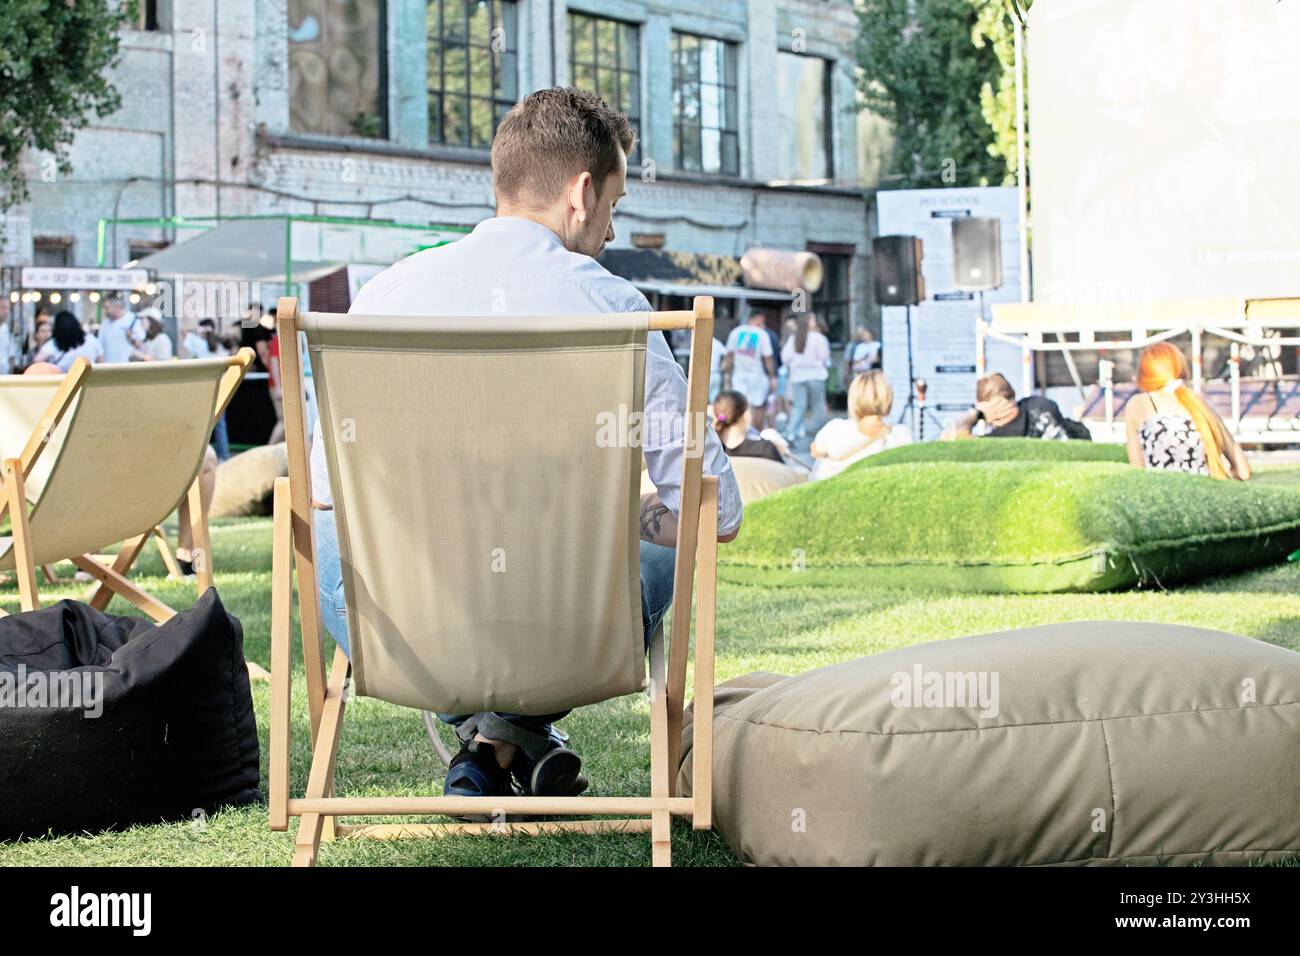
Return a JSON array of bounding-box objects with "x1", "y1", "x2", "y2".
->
[{"x1": 3, "y1": 492, "x2": 1300, "y2": 867}]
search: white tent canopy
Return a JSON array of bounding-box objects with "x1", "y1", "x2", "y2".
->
[{"x1": 134, "y1": 217, "x2": 465, "y2": 283}]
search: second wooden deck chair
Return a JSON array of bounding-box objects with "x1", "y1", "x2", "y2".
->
[
  {"x1": 0, "y1": 361, "x2": 244, "y2": 591},
  {"x1": 270, "y1": 295, "x2": 719, "y2": 867},
  {"x1": 0, "y1": 352, "x2": 252, "y2": 621}
]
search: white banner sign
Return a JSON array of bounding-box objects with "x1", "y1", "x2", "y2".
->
[
  {"x1": 20, "y1": 267, "x2": 149, "y2": 291},
  {"x1": 877, "y1": 187, "x2": 1024, "y2": 439}
]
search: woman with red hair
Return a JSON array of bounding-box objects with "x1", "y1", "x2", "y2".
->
[{"x1": 1124, "y1": 342, "x2": 1250, "y2": 480}]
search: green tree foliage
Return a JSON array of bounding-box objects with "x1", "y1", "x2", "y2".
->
[
  {"x1": 970, "y1": 0, "x2": 1031, "y2": 186},
  {"x1": 0, "y1": 0, "x2": 136, "y2": 214},
  {"x1": 855, "y1": 0, "x2": 1019, "y2": 188}
]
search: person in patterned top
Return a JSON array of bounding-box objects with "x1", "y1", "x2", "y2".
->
[{"x1": 1123, "y1": 342, "x2": 1250, "y2": 480}]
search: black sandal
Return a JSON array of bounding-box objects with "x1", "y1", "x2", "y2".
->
[
  {"x1": 511, "y1": 741, "x2": 589, "y2": 798},
  {"x1": 444, "y1": 741, "x2": 514, "y2": 821}
]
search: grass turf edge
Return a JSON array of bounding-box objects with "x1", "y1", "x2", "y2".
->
[{"x1": 721, "y1": 461, "x2": 1300, "y2": 592}]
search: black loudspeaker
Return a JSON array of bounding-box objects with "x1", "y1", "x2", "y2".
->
[
  {"x1": 872, "y1": 235, "x2": 925, "y2": 306},
  {"x1": 951, "y1": 217, "x2": 1003, "y2": 291}
]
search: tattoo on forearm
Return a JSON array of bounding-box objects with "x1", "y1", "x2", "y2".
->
[{"x1": 640, "y1": 499, "x2": 671, "y2": 542}]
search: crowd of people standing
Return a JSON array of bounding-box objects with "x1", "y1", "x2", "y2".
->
[
  {"x1": 717, "y1": 309, "x2": 847, "y2": 444},
  {"x1": 18, "y1": 293, "x2": 185, "y2": 373},
  {"x1": 711, "y1": 308, "x2": 895, "y2": 478},
  {"x1": 2, "y1": 294, "x2": 290, "y2": 466}
]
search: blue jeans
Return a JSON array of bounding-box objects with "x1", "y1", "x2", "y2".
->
[
  {"x1": 313, "y1": 509, "x2": 677, "y2": 756},
  {"x1": 786, "y1": 379, "x2": 826, "y2": 440},
  {"x1": 211, "y1": 414, "x2": 231, "y2": 461}
]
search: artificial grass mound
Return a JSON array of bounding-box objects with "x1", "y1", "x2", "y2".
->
[
  {"x1": 720, "y1": 460, "x2": 1300, "y2": 592},
  {"x1": 849, "y1": 436, "x2": 1127, "y2": 471}
]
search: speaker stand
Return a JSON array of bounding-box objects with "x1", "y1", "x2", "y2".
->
[{"x1": 895, "y1": 303, "x2": 944, "y2": 440}]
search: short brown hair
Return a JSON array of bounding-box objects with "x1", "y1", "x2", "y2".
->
[
  {"x1": 491, "y1": 87, "x2": 637, "y2": 205},
  {"x1": 976, "y1": 372, "x2": 1016, "y2": 404}
]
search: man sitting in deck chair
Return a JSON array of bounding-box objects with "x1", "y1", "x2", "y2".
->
[{"x1": 310, "y1": 88, "x2": 743, "y2": 802}]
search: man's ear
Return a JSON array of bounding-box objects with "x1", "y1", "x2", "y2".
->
[{"x1": 566, "y1": 171, "x2": 594, "y2": 221}]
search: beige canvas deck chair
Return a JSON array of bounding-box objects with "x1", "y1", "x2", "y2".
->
[
  {"x1": 0, "y1": 367, "x2": 237, "y2": 589},
  {"x1": 270, "y1": 295, "x2": 719, "y2": 867},
  {"x1": 0, "y1": 352, "x2": 253, "y2": 622}
]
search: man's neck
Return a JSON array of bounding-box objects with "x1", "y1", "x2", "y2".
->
[{"x1": 494, "y1": 206, "x2": 567, "y2": 246}]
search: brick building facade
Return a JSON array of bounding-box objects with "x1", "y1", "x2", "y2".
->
[{"x1": 9, "y1": 0, "x2": 882, "y2": 357}]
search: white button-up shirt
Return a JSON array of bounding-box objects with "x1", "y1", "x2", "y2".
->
[
  {"x1": 309, "y1": 216, "x2": 742, "y2": 536},
  {"x1": 99, "y1": 313, "x2": 143, "y2": 364}
]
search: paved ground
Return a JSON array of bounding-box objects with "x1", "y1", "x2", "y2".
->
[{"x1": 1248, "y1": 448, "x2": 1300, "y2": 465}]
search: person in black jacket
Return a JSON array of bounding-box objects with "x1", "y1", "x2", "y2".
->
[
  {"x1": 712, "y1": 390, "x2": 787, "y2": 462},
  {"x1": 950, "y1": 373, "x2": 1084, "y2": 440}
]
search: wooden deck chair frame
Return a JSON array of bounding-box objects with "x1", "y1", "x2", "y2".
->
[
  {"x1": 269, "y1": 295, "x2": 718, "y2": 867},
  {"x1": 0, "y1": 350, "x2": 254, "y2": 626}
]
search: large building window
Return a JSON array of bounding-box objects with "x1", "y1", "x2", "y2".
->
[
  {"x1": 288, "y1": 0, "x2": 387, "y2": 139},
  {"x1": 672, "y1": 32, "x2": 738, "y2": 176},
  {"x1": 569, "y1": 13, "x2": 640, "y2": 164},
  {"x1": 776, "y1": 52, "x2": 832, "y2": 181},
  {"x1": 428, "y1": 0, "x2": 519, "y2": 149}
]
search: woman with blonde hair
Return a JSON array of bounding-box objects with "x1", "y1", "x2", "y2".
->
[
  {"x1": 809, "y1": 369, "x2": 911, "y2": 479},
  {"x1": 1125, "y1": 341, "x2": 1250, "y2": 480}
]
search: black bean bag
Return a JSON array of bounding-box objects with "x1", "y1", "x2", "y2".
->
[{"x1": 0, "y1": 589, "x2": 260, "y2": 839}]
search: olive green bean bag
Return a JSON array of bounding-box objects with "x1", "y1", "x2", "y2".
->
[
  {"x1": 720, "y1": 461, "x2": 1300, "y2": 592},
  {"x1": 678, "y1": 621, "x2": 1300, "y2": 866},
  {"x1": 849, "y1": 436, "x2": 1127, "y2": 471}
]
